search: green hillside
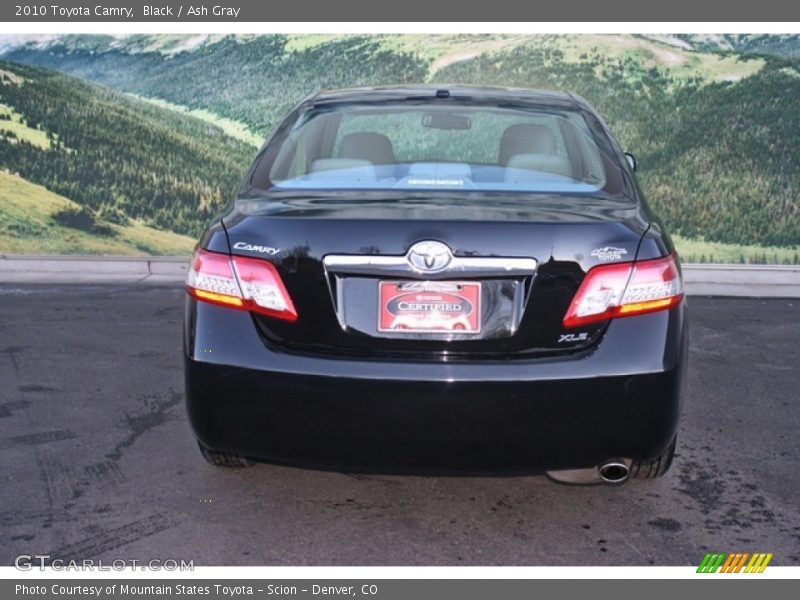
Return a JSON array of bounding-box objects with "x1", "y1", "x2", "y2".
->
[
  {"x1": 0, "y1": 60, "x2": 253, "y2": 239},
  {"x1": 433, "y1": 43, "x2": 800, "y2": 248},
  {"x1": 0, "y1": 34, "x2": 771, "y2": 136},
  {"x1": 3, "y1": 36, "x2": 430, "y2": 135},
  {"x1": 676, "y1": 34, "x2": 800, "y2": 58},
  {"x1": 0, "y1": 170, "x2": 193, "y2": 255},
  {"x1": 1, "y1": 34, "x2": 799, "y2": 257}
]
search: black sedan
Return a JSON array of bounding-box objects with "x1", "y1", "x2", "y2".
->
[{"x1": 184, "y1": 85, "x2": 687, "y2": 484}]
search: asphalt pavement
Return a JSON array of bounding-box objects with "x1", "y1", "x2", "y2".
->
[{"x1": 0, "y1": 285, "x2": 798, "y2": 566}]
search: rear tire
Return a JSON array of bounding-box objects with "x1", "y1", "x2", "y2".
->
[
  {"x1": 197, "y1": 440, "x2": 254, "y2": 468},
  {"x1": 629, "y1": 435, "x2": 676, "y2": 479}
]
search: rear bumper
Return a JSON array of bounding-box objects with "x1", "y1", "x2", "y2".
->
[{"x1": 184, "y1": 299, "x2": 688, "y2": 474}]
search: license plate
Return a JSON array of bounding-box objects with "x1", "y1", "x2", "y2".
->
[{"x1": 378, "y1": 281, "x2": 481, "y2": 334}]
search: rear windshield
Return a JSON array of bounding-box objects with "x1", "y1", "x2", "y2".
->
[{"x1": 254, "y1": 102, "x2": 622, "y2": 194}]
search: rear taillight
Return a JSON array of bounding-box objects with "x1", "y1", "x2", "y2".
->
[
  {"x1": 563, "y1": 254, "x2": 683, "y2": 329},
  {"x1": 187, "y1": 249, "x2": 297, "y2": 322}
]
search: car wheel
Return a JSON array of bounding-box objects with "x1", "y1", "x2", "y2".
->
[
  {"x1": 629, "y1": 435, "x2": 676, "y2": 479},
  {"x1": 197, "y1": 440, "x2": 255, "y2": 468}
]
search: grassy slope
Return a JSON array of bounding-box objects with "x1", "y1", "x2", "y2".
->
[
  {"x1": 0, "y1": 102, "x2": 50, "y2": 149},
  {"x1": 0, "y1": 170, "x2": 193, "y2": 255},
  {"x1": 545, "y1": 34, "x2": 764, "y2": 82},
  {"x1": 673, "y1": 236, "x2": 799, "y2": 265}
]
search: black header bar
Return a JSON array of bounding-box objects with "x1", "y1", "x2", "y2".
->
[{"x1": 2, "y1": 0, "x2": 799, "y2": 23}]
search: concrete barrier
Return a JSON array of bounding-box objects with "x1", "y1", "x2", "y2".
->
[
  {"x1": 682, "y1": 264, "x2": 800, "y2": 297},
  {"x1": 0, "y1": 255, "x2": 187, "y2": 284},
  {"x1": 0, "y1": 255, "x2": 798, "y2": 297}
]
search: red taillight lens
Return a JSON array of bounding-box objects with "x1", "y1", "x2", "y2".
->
[
  {"x1": 563, "y1": 254, "x2": 683, "y2": 329},
  {"x1": 186, "y1": 249, "x2": 297, "y2": 322}
]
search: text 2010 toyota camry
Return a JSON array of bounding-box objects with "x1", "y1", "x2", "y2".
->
[{"x1": 184, "y1": 85, "x2": 688, "y2": 484}]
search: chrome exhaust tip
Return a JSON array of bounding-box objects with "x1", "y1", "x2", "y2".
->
[
  {"x1": 598, "y1": 460, "x2": 630, "y2": 484},
  {"x1": 546, "y1": 458, "x2": 632, "y2": 485}
]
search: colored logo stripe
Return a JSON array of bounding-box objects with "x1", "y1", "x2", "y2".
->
[
  {"x1": 745, "y1": 553, "x2": 773, "y2": 573},
  {"x1": 720, "y1": 553, "x2": 749, "y2": 573},
  {"x1": 697, "y1": 552, "x2": 773, "y2": 573},
  {"x1": 697, "y1": 553, "x2": 726, "y2": 573}
]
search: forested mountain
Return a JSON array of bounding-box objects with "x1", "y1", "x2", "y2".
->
[
  {"x1": 1, "y1": 34, "x2": 799, "y2": 252},
  {"x1": 0, "y1": 61, "x2": 253, "y2": 237},
  {"x1": 434, "y1": 45, "x2": 800, "y2": 248},
  {"x1": 676, "y1": 34, "x2": 800, "y2": 58},
  {"x1": 3, "y1": 36, "x2": 430, "y2": 134}
]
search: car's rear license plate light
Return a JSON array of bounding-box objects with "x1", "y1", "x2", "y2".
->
[{"x1": 378, "y1": 281, "x2": 481, "y2": 334}]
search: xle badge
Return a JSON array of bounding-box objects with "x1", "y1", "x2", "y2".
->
[{"x1": 559, "y1": 332, "x2": 589, "y2": 343}]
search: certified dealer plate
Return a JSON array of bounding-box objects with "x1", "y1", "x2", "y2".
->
[{"x1": 378, "y1": 281, "x2": 481, "y2": 334}]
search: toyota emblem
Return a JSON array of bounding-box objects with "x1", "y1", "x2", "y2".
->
[{"x1": 406, "y1": 241, "x2": 453, "y2": 272}]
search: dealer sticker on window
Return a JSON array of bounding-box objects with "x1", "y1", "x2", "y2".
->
[{"x1": 378, "y1": 281, "x2": 481, "y2": 334}]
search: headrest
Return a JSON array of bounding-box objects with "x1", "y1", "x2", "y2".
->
[
  {"x1": 338, "y1": 132, "x2": 396, "y2": 165},
  {"x1": 498, "y1": 124, "x2": 557, "y2": 165}
]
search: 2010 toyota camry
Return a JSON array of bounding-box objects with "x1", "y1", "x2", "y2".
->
[{"x1": 184, "y1": 85, "x2": 688, "y2": 484}]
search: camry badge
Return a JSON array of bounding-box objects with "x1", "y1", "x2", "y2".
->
[
  {"x1": 407, "y1": 241, "x2": 453, "y2": 272},
  {"x1": 233, "y1": 241, "x2": 281, "y2": 255}
]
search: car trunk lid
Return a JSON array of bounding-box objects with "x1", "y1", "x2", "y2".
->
[{"x1": 222, "y1": 193, "x2": 649, "y2": 359}]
